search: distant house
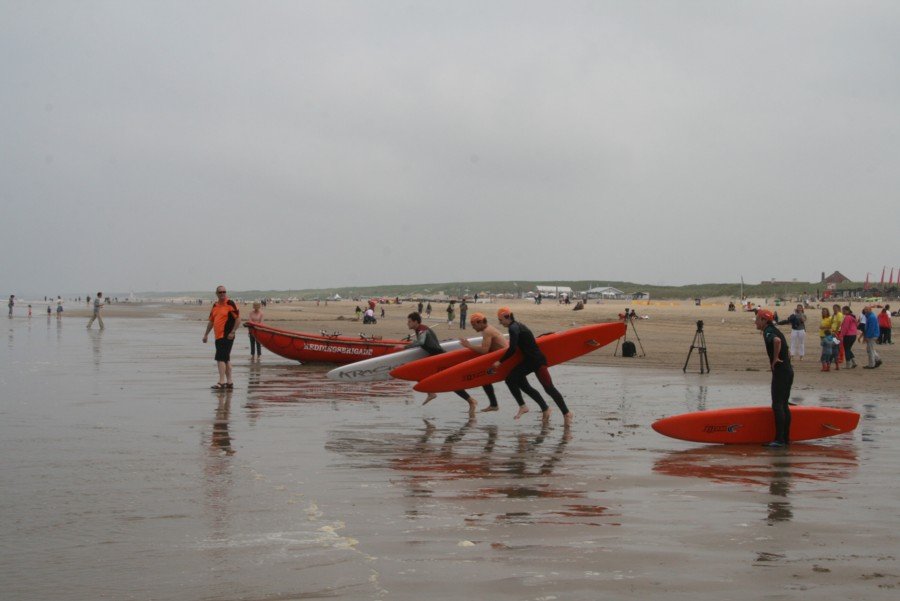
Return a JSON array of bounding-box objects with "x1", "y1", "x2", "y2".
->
[
  {"x1": 585, "y1": 286, "x2": 624, "y2": 300},
  {"x1": 823, "y1": 271, "x2": 851, "y2": 284}
]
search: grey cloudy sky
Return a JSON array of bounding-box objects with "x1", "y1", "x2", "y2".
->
[{"x1": 2, "y1": 1, "x2": 898, "y2": 296}]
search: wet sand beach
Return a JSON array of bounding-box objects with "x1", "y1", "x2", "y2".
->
[{"x1": 2, "y1": 304, "x2": 899, "y2": 600}]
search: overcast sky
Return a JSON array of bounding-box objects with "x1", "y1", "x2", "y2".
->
[{"x1": 2, "y1": 1, "x2": 898, "y2": 296}]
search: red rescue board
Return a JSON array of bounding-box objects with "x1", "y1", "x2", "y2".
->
[
  {"x1": 652, "y1": 406, "x2": 860, "y2": 444},
  {"x1": 412, "y1": 322, "x2": 625, "y2": 393},
  {"x1": 390, "y1": 348, "x2": 481, "y2": 381}
]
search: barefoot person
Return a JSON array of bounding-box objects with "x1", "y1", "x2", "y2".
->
[
  {"x1": 406, "y1": 312, "x2": 478, "y2": 414},
  {"x1": 492, "y1": 307, "x2": 572, "y2": 425},
  {"x1": 459, "y1": 312, "x2": 508, "y2": 412},
  {"x1": 755, "y1": 309, "x2": 793, "y2": 448},
  {"x1": 203, "y1": 286, "x2": 240, "y2": 389}
]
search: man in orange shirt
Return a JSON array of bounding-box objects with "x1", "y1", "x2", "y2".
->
[{"x1": 203, "y1": 285, "x2": 241, "y2": 389}]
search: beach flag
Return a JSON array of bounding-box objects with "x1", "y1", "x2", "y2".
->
[
  {"x1": 890, "y1": 268, "x2": 895, "y2": 285},
  {"x1": 880, "y1": 267, "x2": 885, "y2": 286},
  {"x1": 864, "y1": 273, "x2": 870, "y2": 290}
]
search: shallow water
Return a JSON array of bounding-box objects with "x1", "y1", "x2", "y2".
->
[{"x1": 2, "y1": 314, "x2": 899, "y2": 600}]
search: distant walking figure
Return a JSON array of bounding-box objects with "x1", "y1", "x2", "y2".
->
[
  {"x1": 86, "y1": 292, "x2": 105, "y2": 329},
  {"x1": 8, "y1": 294, "x2": 14, "y2": 317}
]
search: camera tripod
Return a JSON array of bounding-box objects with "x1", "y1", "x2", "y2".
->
[
  {"x1": 615, "y1": 313, "x2": 646, "y2": 357},
  {"x1": 683, "y1": 320, "x2": 709, "y2": 374}
]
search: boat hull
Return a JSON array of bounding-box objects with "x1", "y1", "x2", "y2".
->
[{"x1": 246, "y1": 322, "x2": 407, "y2": 364}]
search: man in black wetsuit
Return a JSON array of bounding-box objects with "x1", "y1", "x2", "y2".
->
[
  {"x1": 406, "y1": 312, "x2": 478, "y2": 414},
  {"x1": 755, "y1": 309, "x2": 793, "y2": 448},
  {"x1": 491, "y1": 307, "x2": 572, "y2": 425}
]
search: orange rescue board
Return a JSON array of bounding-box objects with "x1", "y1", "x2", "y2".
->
[
  {"x1": 390, "y1": 348, "x2": 481, "y2": 382},
  {"x1": 413, "y1": 322, "x2": 625, "y2": 393},
  {"x1": 652, "y1": 406, "x2": 860, "y2": 444}
]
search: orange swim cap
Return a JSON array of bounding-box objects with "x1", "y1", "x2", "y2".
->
[
  {"x1": 756, "y1": 309, "x2": 774, "y2": 322},
  {"x1": 469, "y1": 312, "x2": 486, "y2": 325},
  {"x1": 497, "y1": 306, "x2": 512, "y2": 319}
]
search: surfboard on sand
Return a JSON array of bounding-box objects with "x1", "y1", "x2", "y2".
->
[
  {"x1": 412, "y1": 322, "x2": 626, "y2": 393},
  {"x1": 326, "y1": 337, "x2": 484, "y2": 382},
  {"x1": 651, "y1": 406, "x2": 860, "y2": 444}
]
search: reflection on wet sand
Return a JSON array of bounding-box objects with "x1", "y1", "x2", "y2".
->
[
  {"x1": 88, "y1": 329, "x2": 102, "y2": 369},
  {"x1": 653, "y1": 443, "x2": 858, "y2": 487},
  {"x1": 327, "y1": 418, "x2": 618, "y2": 527},
  {"x1": 243, "y1": 363, "x2": 413, "y2": 417},
  {"x1": 203, "y1": 389, "x2": 235, "y2": 568}
]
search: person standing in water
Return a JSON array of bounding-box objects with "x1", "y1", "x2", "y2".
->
[
  {"x1": 755, "y1": 309, "x2": 793, "y2": 448},
  {"x1": 203, "y1": 285, "x2": 241, "y2": 389},
  {"x1": 459, "y1": 312, "x2": 508, "y2": 412},
  {"x1": 492, "y1": 307, "x2": 572, "y2": 425}
]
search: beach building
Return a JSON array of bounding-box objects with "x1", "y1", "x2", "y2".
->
[
  {"x1": 585, "y1": 286, "x2": 625, "y2": 300},
  {"x1": 823, "y1": 271, "x2": 851, "y2": 285}
]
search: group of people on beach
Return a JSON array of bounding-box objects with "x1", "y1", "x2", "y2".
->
[
  {"x1": 776, "y1": 302, "x2": 889, "y2": 371},
  {"x1": 8, "y1": 293, "x2": 106, "y2": 324},
  {"x1": 757, "y1": 301, "x2": 890, "y2": 448},
  {"x1": 201, "y1": 287, "x2": 573, "y2": 424},
  {"x1": 200, "y1": 285, "x2": 891, "y2": 443},
  {"x1": 405, "y1": 307, "x2": 572, "y2": 425}
]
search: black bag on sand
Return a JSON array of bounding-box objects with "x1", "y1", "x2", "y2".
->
[{"x1": 622, "y1": 341, "x2": 636, "y2": 357}]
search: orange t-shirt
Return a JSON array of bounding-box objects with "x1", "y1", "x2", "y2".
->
[{"x1": 208, "y1": 299, "x2": 239, "y2": 339}]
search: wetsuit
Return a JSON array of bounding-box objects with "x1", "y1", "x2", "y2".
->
[
  {"x1": 408, "y1": 325, "x2": 470, "y2": 401},
  {"x1": 762, "y1": 322, "x2": 793, "y2": 444},
  {"x1": 498, "y1": 320, "x2": 569, "y2": 415}
]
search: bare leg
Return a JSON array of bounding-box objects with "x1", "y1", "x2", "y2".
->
[
  {"x1": 541, "y1": 408, "x2": 552, "y2": 422},
  {"x1": 465, "y1": 397, "x2": 477, "y2": 415},
  {"x1": 564, "y1": 412, "x2": 574, "y2": 426},
  {"x1": 225, "y1": 362, "x2": 233, "y2": 385},
  {"x1": 422, "y1": 392, "x2": 437, "y2": 405},
  {"x1": 480, "y1": 405, "x2": 499, "y2": 412},
  {"x1": 514, "y1": 405, "x2": 529, "y2": 420},
  {"x1": 216, "y1": 361, "x2": 227, "y2": 385}
]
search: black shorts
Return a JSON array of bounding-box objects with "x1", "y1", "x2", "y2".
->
[{"x1": 214, "y1": 337, "x2": 234, "y2": 362}]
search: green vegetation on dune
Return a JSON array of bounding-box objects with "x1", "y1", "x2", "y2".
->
[{"x1": 145, "y1": 279, "x2": 889, "y2": 301}]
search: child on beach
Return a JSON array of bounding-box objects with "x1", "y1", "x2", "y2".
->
[{"x1": 821, "y1": 329, "x2": 838, "y2": 371}]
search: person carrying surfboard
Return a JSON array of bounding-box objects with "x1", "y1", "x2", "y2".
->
[
  {"x1": 405, "y1": 312, "x2": 479, "y2": 414},
  {"x1": 459, "y1": 312, "x2": 509, "y2": 412},
  {"x1": 755, "y1": 308, "x2": 793, "y2": 448},
  {"x1": 492, "y1": 307, "x2": 572, "y2": 425}
]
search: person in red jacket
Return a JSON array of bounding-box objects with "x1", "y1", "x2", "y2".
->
[{"x1": 877, "y1": 306, "x2": 892, "y2": 345}]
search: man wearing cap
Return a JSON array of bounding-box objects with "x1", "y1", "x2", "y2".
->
[
  {"x1": 755, "y1": 309, "x2": 793, "y2": 448},
  {"x1": 203, "y1": 285, "x2": 241, "y2": 390},
  {"x1": 459, "y1": 312, "x2": 509, "y2": 412},
  {"x1": 492, "y1": 307, "x2": 572, "y2": 425},
  {"x1": 406, "y1": 311, "x2": 479, "y2": 414}
]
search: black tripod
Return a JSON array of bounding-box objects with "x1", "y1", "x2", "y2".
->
[
  {"x1": 683, "y1": 320, "x2": 709, "y2": 374},
  {"x1": 615, "y1": 312, "x2": 646, "y2": 357}
]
